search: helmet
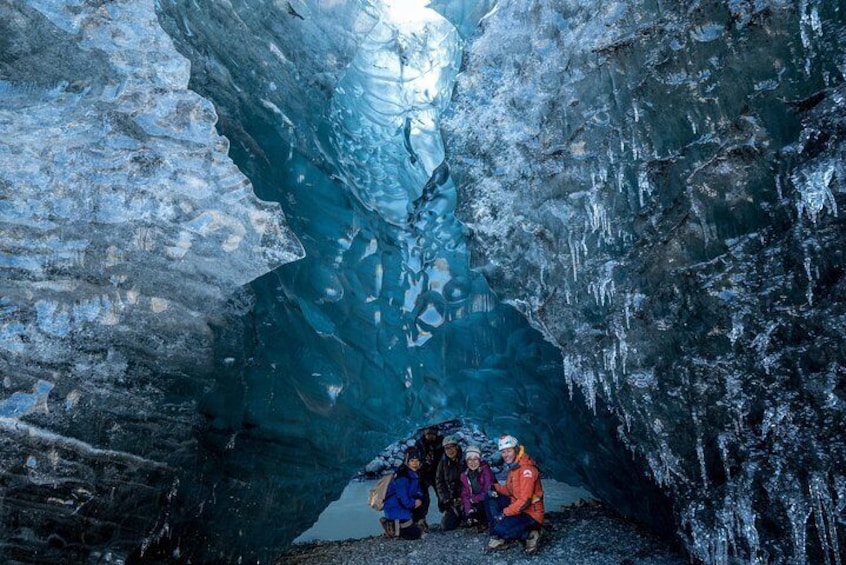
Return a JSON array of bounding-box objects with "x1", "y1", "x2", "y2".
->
[
  {"x1": 497, "y1": 435, "x2": 518, "y2": 450},
  {"x1": 442, "y1": 435, "x2": 459, "y2": 447},
  {"x1": 464, "y1": 446, "x2": 482, "y2": 460}
]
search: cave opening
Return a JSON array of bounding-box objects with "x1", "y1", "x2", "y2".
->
[
  {"x1": 4, "y1": 1, "x2": 846, "y2": 564},
  {"x1": 150, "y1": 1, "x2": 620, "y2": 560},
  {"x1": 141, "y1": 0, "x2": 694, "y2": 561}
]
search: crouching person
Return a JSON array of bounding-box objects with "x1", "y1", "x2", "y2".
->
[
  {"x1": 381, "y1": 448, "x2": 427, "y2": 540},
  {"x1": 435, "y1": 435, "x2": 465, "y2": 531},
  {"x1": 460, "y1": 446, "x2": 496, "y2": 529},
  {"x1": 484, "y1": 435, "x2": 544, "y2": 554}
]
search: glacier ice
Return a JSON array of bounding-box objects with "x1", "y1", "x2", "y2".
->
[
  {"x1": 1, "y1": 0, "x2": 845, "y2": 564},
  {"x1": 0, "y1": 0, "x2": 302, "y2": 561},
  {"x1": 443, "y1": 0, "x2": 846, "y2": 563},
  {"x1": 150, "y1": 1, "x2": 662, "y2": 560}
]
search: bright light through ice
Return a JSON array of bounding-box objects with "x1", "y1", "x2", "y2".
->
[
  {"x1": 382, "y1": 0, "x2": 434, "y2": 25},
  {"x1": 329, "y1": 0, "x2": 459, "y2": 224},
  {"x1": 379, "y1": 0, "x2": 452, "y2": 109}
]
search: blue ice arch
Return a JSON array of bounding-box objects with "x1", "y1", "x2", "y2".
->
[{"x1": 1, "y1": 1, "x2": 845, "y2": 564}]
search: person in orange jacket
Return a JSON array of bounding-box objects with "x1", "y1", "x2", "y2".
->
[{"x1": 483, "y1": 434, "x2": 544, "y2": 554}]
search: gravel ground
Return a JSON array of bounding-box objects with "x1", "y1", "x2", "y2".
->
[{"x1": 278, "y1": 501, "x2": 688, "y2": 565}]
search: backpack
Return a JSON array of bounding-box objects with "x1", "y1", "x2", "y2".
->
[{"x1": 368, "y1": 473, "x2": 394, "y2": 511}]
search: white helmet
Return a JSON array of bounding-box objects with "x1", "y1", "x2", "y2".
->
[{"x1": 497, "y1": 435, "x2": 518, "y2": 450}]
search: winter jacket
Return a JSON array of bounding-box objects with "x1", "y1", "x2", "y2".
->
[
  {"x1": 414, "y1": 435, "x2": 443, "y2": 486},
  {"x1": 493, "y1": 447, "x2": 545, "y2": 524},
  {"x1": 383, "y1": 465, "x2": 423, "y2": 521},
  {"x1": 459, "y1": 461, "x2": 497, "y2": 515},
  {"x1": 435, "y1": 451, "x2": 465, "y2": 507}
]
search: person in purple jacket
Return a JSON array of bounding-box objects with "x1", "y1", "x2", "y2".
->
[{"x1": 459, "y1": 445, "x2": 497, "y2": 529}]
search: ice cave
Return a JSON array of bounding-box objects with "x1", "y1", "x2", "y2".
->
[{"x1": 1, "y1": 0, "x2": 845, "y2": 563}]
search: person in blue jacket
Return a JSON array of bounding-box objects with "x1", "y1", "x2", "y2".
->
[{"x1": 381, "y1": 447, "x2": 426, "y2": 540}]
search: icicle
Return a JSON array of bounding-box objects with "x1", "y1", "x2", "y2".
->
[
  {"x1": 562, "y1": 354, "x2": 577, "y2": 401},
  {"x1": 616, "y1": 327, "x2": 628, "y2": 376},
  {"x1": 793, "y1": 162, "x2": 836, "y2": 223},
  {"x1": 734, "y1": 493, "x2": 762, "y2": 563},
  {"x1": 729, "y1": 314, "x2": 744, "y2": 345},
  {"x1": 784, "y1": 483, "x2": 811, "y2": 563},
  {"x1": 603, "y1": 345, "x2": 616, "y2": 393},
  {"x1": 717, "y1": 433, "x2": 732, "y2": 482},
  {"x1": 567, "y1": 231, "x2": 579, "y2": 282},
  {"x1": 692, "y1": 410, "x2": 709, "y2": 491},
  {"x1": 809, "y1": 473, "x2": 842, "y2": 565},
  {"x1": 631, "y1": 129, "x2": 639, "y2": 160},
  {"x1": 637, "y1": 166, "x2": 653, "y2": 207},
  {"x1": 804, "y1": 251, "x2": 814, "y2": 306}
]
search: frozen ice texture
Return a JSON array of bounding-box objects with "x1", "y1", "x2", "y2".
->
[
  {"x1": 2, "y1": 0, "x2": 845, "y2": 564},
  {"x1": 443, "y1": 1, "x2": 846, "y2": 563},
  {"x1": 0, "y1": 0, "x2": 302, "y2": 560}
]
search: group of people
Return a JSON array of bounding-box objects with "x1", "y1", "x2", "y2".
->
[{"x1": 378, "y1": 428, "x2": 545, "y2": 554}]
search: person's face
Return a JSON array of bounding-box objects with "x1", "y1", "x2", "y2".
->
[
  {"x1": 444, "y1": 444, "x2": 458, "y2": 459},
  {"x1": 500, "y1": 447, "x2": 516, "y2": 464},
  {"x1": 466, "y1": 456, "x2": 480, "y2": 470},
  {"x1": 408, "y1": 457, "x2": 421, "y2": 471}
]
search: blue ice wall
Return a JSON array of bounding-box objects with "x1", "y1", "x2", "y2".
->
[
  {"x1": 0, "y1": 0, "x2": 833, "y2": 563},
  {"x1": 149, "y1": 1, "x2": 669, "y2": 562}
]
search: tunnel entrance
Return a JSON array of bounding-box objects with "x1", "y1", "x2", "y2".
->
[
  {"x1": 293, "y1": 419, "x2": 593, "y2": 544},
  {"x1": 151, "y1": 1, "x2": 672, "y2": 560}
]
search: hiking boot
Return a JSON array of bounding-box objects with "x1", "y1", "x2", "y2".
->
[
  {"x1": 416, "y1": 518, "x2": 429, "y2": 533},
  {"x1": 486, "y1": 537, "x2": 507, "y2": 552},
  {"x1": 524, "y1": 529, "x2": 541, "y2": 554},
  {"x1": 379, "y1": 517, "x2": 395, "y2": 538}
]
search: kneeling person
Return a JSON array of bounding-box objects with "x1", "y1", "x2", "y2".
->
[
  {"x1": 381, "y1": 448, "x2": 427, "y2": 540},
  {"x1": 460, "y1": 446, "x2": 497, "y2": 528},
  {"x1": 484, "y1": 435, "x2": 544, "y2": 554}
]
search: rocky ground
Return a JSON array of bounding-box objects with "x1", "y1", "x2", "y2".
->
[{"x1": 278, "y1": 501, "x2": 689, "y2": 565}]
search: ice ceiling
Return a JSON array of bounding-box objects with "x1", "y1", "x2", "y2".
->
[
  {"x1": 1, "y1": 1, "x2": 845, "y2": 564},
  {"x1": 154, "y1": 0, "x2": 662, "y2": 560}
]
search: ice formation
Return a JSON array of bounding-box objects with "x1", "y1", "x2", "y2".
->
[{"x1": 1, "y1": 0, "x2": 844, "y2": 564}]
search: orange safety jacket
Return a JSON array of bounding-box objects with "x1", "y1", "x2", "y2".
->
[{"x1": 493, "y1": 447, "x2": 545, "y2": 524}]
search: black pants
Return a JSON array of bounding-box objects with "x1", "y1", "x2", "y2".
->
[
  {"x1": 467, "y1": 501, "x2": 487, "y2": 526},
  {"x1": 441, "y1": 505, "x2": 462, "y2": 531},
  {"x1": 419, "y1": 480, "x2": 433, "y2": 517},
  {"x1": 398, "y1": 520, "x2": 423, "y2": 540},
  {"x1": 397, "y1": 505, "x2": 427, "y2": 540}
]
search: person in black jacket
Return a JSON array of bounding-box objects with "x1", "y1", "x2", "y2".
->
[
  {"x1": 414, "y1": 426, "x2": 443, "y2": 527},
  {"x1": 435, "y1": 435, "x2": 465, "y2": 531}
]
